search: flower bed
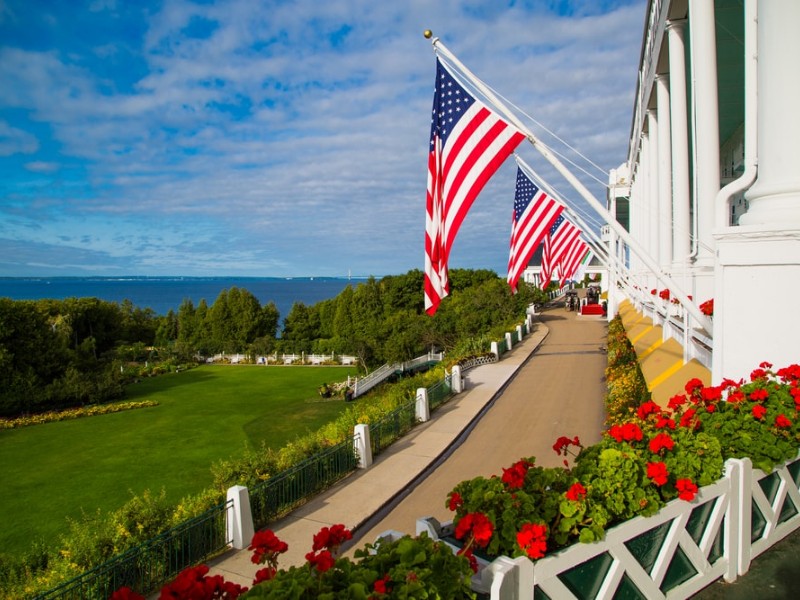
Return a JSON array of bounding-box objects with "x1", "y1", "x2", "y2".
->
[{"x1": 0, "y1": 400, "x2": 159, "y2": 429}]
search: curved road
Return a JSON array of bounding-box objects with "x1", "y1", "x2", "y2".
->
[{"x1": 349, "y1": 307, "x2": 609, "y2": 549}]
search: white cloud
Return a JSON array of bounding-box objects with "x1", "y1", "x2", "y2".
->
[{"x1": 0, "y1": 119, "x2": 39, "y2": 155}]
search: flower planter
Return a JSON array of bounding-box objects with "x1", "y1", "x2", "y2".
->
[{"x1": 415, "y1": 453, "x2": 800, "y2": 600}]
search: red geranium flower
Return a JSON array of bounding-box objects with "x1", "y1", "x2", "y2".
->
[
  {"x1": 565, "y1": 482, "x2": 587, "y2": 502},
  {"x1": 699, "y1": 299, "x2": 714, "y2": 316},
  {"x1": 727, "y1": 390, "x2": 745, "y2": 403},
  {"x1": 305, "y1": 549, "x2": 335, "y2": 573},
  {"x1": 649, "y1": 433, "x2": 675, "y2": 454},
  {"x1": 159, "y1": 565, "x2": 247, "y2": 600},
  {"x1": 608, "y1": 422, "x2": 643, "y2": 443},
  {"x1": 252, "y1": 567, "x2": 277, "y2": 585},
  {"x1": 701, "y1": 386, "x2": 723, "y2": 403},
  {"x1": 668, "y1": 394, "x2": 688, "y2": 410},
  {"x1": 249, "y1": 529, "x2": 288, "y2": 565},
  {"x1": 516, "y1": 523, "x2": 548, "y2": 559},
  {"x1": 775, "y1": 414, "x2": 792, "y2": 428},
  {"x1": 637, "y1": 401, "x2": 661, "y2": 420},
  {"x1": 777, "y1": 364, "x2": 800, "y2": 382},
  {"x1": 650, "y1": 288, "x2": 657, "y2": 295},
  {"x1": 751, "y1": 368, "x2": 769, "y2": 381},
  {"x1": 679, "y1": 408, "x2": 699, "y2": 429},
  {"x1": 655, "y1": 415, "x2": 676, "y2": 430},
  {"x1": 457, "y1": 547, "x2": 479, "y2": 573},
  {"x1": 447, "y1": 491, "x2": 463, "y2": 512},
  {"x1": 312, "y1": 524, "x2": 352, "y2": 552},
  {"x1": 455, "y1": 512, "x2": 494, "y2": 547},
  {"x1": 502, "y1": 459, "x2": 532, "y2": 489},
  {"x1": 685, "y1": 378, "x2": 705, "y2": 397},
  {"x1": 110, "y1": 587, "x2": 146, "y2": 600},
  {"x1": 749, "y1": 389, "x2": 769, "y2": 402},
  {"x1": 659, "y1": 289, "x2": 670, "y2": 300},
  {"x1": 374, "y1": 574, "x2": 392, "y2": 595},
  {"x1": 676, "y1": 478, "x2": 699, "y2": 501},
  {"x1": 552, "y1": 435, "x2": 580, "y2": 454},
  {"x1": 752, "y1": 405, "x2": 767, "y2": 420},
  {"x1": 647, "y1": 462, "x2": 669, "y2": 486}
]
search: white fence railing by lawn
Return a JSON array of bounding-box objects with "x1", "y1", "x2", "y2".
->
[
  {"x1": 352, "y1": 352, "x2": 444, "y2": 399},
  {"x1": 413, "y1": 452, "x2": 800, "y2": 600}
]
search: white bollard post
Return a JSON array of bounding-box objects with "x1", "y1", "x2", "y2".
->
[
  {"x1": 491, "y1": 341, "x2": 500, "y2": 359},
  {"x1": 415, "y1": 387, "x2": 430, "y2": 422},
  {"x1": 516, "y1": 324, "x2": 523, "y2": 340},
  {"x1": 505, "y1": 332, "x2": 513, "y2": 351},
  {"x1": 354, "y1": 424, "x2": 373, "y2": 469},
  {"x1": 226, "y1": 485, "x2": 255, "y2": 550},
  {"x1": 451, "y1": 365, "x2": 463, "y2": 394}
]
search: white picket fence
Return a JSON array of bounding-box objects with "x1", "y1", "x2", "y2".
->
[
  {"x1": 412, "y1": 452, "x2": 800, "y2": 599},
  {"x1": 208, "y1": 352, "x2": 357, "y2": 365}
]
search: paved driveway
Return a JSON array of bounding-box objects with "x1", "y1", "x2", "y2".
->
[{"x1": 349, "y1": 309, "x2": 609, "y2": 548}]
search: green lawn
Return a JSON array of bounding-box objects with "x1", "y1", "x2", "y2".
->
[{"x1": 0, "y1": 364, "x2": 356, "y2": 555}]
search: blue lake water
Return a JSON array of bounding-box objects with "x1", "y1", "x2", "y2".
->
[{"x1": 0, "y1": 276, "x2": 361, "y2": 320}]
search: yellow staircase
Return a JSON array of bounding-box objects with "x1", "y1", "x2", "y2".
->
[{"x1": 617, "y1": 300, "x2": 710, "y2": 407}]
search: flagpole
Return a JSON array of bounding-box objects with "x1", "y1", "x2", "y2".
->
[{"x1": 427, "y1": 33, "x2": 712, "y2": 335}]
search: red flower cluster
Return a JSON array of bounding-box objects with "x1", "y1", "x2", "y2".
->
[
  {"x1": 646, "y1": 462, "x2": 669, "y2": 486},
  {"x1": 749, "y1": 388, "x2": 769, "y2": 401},
  {"x1": 565, "y1": 482, "x2": 587, "y2": 502},
  {"x1": 501, "y1": 459, "x2": 532, "y2": 489},
  {"x1": 752, "y1": 405, "x2": 767, "y2": 420},
  {"x1": 304, "y1": 549, "x2": 336, "y2": 573},
  {"x1": 675, "y1": 479, "x2": 698, "y2": 501},
  {"x1": 373, "y1": 574, "x2": 392, "y2": 595},
  {"x1": 648, "y1": 432, "x2": 675, "y2": 454},
  {"x1": 552, "y1": 435, "x2": 581, "y2": 455},
  {"x1": 110, "y1": 588, "x2": 145, "y2": 600},
  {"x1": 159, "y1": 565, "x2": 246, "y2": 600},
  {"x1": 775, "y1": 414, "x2": 792, "y2": 428},
  {"x1": 636, "y1": 401, "x2": 661, "y2": 420},
  {"x1": 249, "y1": 529, "x2": 288, "y2": 566},
  {"x1": 516, "y1": 523, "x2": 548, "y2": 559},
  {"x1": 454, "y1": 512, "x2": 494, "y2": 547},
  {"x1": 699, "y1": 298, "x2": 714, "y2": 316},
  {"x1": 608, "y1": 422, "x2": 643, "y2": 443},
  {"x1": 312, "y1": 524, "x2": 352, "y2": 552},
  {"x1": 304, "y1": 523, "x2": 352, "y2": 574},
  {"x1": 447, "y1": 491, "x2": 463, "y2": 512},
  {"x1": 659, "y1": 289, "x2": 670, "y2": 300}
]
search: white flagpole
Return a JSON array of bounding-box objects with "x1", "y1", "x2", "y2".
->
[{"x1": 427, "y1": 33, "x2": 712, "y2": 335}]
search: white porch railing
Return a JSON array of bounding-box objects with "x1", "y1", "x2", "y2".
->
[{"x1": 414, "y1": 453, "x2": 800, "y2": 599}]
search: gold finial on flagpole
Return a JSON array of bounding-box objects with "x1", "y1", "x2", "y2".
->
[{"x1": 423, "y1": 30, "x2": 433, "y2": 39}]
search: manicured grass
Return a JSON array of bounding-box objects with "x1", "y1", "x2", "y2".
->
[{"x1": 0, "y1": 364, "x2": 356, "y2": 555}]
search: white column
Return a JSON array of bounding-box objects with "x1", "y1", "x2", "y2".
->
[
  {"x1": 713, "y1": 0, "x2": 800, "y2": 382},
  {"x1": 688, "y1": 0, "x2": 720, "y2": 307},
  {"x1": 647, "y1": 110, "x2": 660, "y2": 268},
  {"x1": 667, "y1": 20, "x2": 691, "y2": 269},
  {"x1": 740, "y1": 0, "x2": 800, "y2": 226},
  {"x1": 656, "y1": 74, "x2": 673, "y2": 272}
]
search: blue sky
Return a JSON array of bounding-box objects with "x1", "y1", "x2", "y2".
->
[{"x1": 0, "y1": 0, "x2": 645, "y2": 278}]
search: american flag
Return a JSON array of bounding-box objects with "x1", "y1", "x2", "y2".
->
[
  {"x1": 559, "y1": 238, "x2": 589, "y2": 284},
  {"x1": 425, "y1": 58, "x2": 525, "y2": 315},
  {"x1": 506, "y1": 168, "x2": 563, "y2": 292},
  {"x1": 540, "y1": 214, "x2": 581, "y2": 289}
]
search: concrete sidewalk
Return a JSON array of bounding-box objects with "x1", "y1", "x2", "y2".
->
[{"x1": 206, "y1": 319, "x2": 550, "y2": 587}]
